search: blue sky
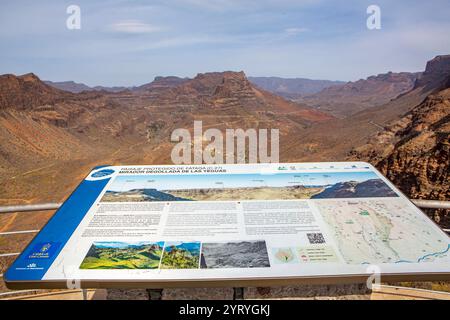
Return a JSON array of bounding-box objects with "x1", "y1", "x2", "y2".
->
[
  {"x1": 1, "y1": 0, "x2": 449, "y2": 86},
  {"x1": 108, "y1": 171, "x2": 380, "y2": 191}
]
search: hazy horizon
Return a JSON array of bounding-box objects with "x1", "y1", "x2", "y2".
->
[
  {"x1": 1, "y1": 0, "x2": 449, "y2": 87},
  {"x1": 4, "y1": 65, "x2": 428, "y2": 89}
]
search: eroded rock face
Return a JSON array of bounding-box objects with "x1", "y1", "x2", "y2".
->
[
  {"x1": 0, "y1": 73, "x2": 72, "y2": 110},
  {"x1": 415, "y1": 55, "x2": 450, "y2": 90},
  {"x1": 349, "y1": 57, "x2": 450, "y2": 227},
  {"x1": 351, "y1": 86, "x2": 450, "y2": 227},
  {"x1": 0, "y1": 70, "x2": 332, "y2": 203},
  {"x1": 214, "y1": 71, "x2": 255, "y2": 99},
  {"x1": 135, "y1": 76, "x2": 189, "y2": 92}
]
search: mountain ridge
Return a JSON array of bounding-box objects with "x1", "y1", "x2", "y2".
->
[
  {"x1": 44, "y1": 80, "x2": 130, "y2": 93},
  {"x1": 0, "y1": 73, "x2": 74, "y2": 110},
  {"x1": 0, "y1": 70, "x2": 332, "y2": 205},
  {"x1": 248, "y1": 76, "x2": 344, "y2": 99},
  {"x1": 296, "y1": 71, "x2": 421, "y2": 118},
  {"x1": 350, "y1": 79, "x2": 450, "y2": 203}
]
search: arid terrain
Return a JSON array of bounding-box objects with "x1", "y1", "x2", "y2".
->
[
  {"x1": 0, "y1": 70, "x2": 332, "y2": 205},
  {"x1": 296, "y1": 71, "x2": 420, "y2": 118},
  {"x1": 1, "y1": 55, "x2": 449, "y2": 293}
]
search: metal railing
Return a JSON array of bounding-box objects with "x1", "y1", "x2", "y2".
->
[
  {"x1": 1, "y1": 199, "x2": 449, "y2": 213},
  {"x1": 0, "y1": 203, "x2": 61, "y2": 214},
  {"x1": 0, "y1": 230, "x2": 40, "y2": 236},
  {"x1": 411, "y1": 199, "x2": 450, "y2": 210}
]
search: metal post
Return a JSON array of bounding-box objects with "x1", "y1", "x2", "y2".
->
[
  {"x1": 82, "y1": 289, "x2": 88, "y2": 300},
  {"x1": 147, "y1": 289, "x2": 163, "y2": 300},
  {"x1": 233, "y1": 287, "x2": 244, "y2": 300}
]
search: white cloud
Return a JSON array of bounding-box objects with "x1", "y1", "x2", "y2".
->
[
  {"x1": 145, "y1": 36, "x2": 225, "y2": 49},
  {"x1": 284, "y1": 27, "x2": 308, "y2": 36},
  {"x1": 110, "y1": 20, "x2": 162, "y2": 34}
]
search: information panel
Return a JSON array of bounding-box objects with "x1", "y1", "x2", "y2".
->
[{"x1": 5, "y1": 162, "x2": 450, "y2": 289}]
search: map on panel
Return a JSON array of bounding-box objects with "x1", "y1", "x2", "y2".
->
[{"x1": 316, "y1": 199, "x2": 450, "y2": 264}]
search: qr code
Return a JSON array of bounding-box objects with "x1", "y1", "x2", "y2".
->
[{"x1": 307, "y1": 233, "x2": 325, "y2": 244}]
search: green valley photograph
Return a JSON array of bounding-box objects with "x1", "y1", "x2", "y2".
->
[
  {"x1": 160, "y1": 242, "x2": 201, "y2": 269},
  {"x1": 79, "y1": 241, "x2": 164, "y2": 269}
]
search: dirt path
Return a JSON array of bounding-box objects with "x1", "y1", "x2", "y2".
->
[
  {"x1": 0, "y1": 213, "x2": 18, "y2": 233},
  {"x1": 7, "y1": 163, "x2": 55, "y2": 180}
]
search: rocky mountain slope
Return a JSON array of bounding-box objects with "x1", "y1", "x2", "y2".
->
[
  {"x1": 297, "y1": 72, "x2": 420, "y2": 118},
  {"x1": 347, "y1": 56, "x2": 450, "y2": 227},
  {"x1": 0, "y1": 73, "x2": 73, "y2": 110},
  {"x1": 0, "y1": 71, "x2": 331, "y2": 204},
  {"x1": 0, "y1": 75, "x2": 155, "y2": 205},
  {"x1": 415, "y1": 54, "x2": 450, "y2": 91},
  {"x1": 282, "y1": 56, "x2": 450, "y2": 164},
  {"x1": 350, "y1": 79, "x2": 450, "y2": 226},
  {"x1": 133, "y1": 76, "x2": 189, "y2": 93}
]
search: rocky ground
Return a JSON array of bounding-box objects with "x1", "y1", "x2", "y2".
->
[{"x1": 106, "y1": 284, "x2": 371, "y2": 300}]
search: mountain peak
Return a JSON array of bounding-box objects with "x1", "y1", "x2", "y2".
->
[
  {"x1": 213, "y1": 71, "x2": 254, "y2": 99},
  {"x1": 18, "y1": 72, "x2": 40, "y2": 82},
  {"x1": 192, "y1": 71, "x2": 246, "y2": 82},
  {"x1": 166, "y1": 71, "x2": 248, "y2": 96},
  {"x1": 134, "y1": 76, "x2": 188, "y2": 92},
  {"x1": 426, "y1": 55, "x2": 450, "y2": 69},
  {"x1": 151, "y1": 76, "x2": 189, "y2": 87},
  {"x1": 0, "y1": 73, "x2": 68, "y2": 110}
]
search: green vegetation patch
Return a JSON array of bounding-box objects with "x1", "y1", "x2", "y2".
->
[
  {"x1": 80, "y1": 241, "x2": 164, "y2": 269},
  {"x1": 160, "y1": 242, "x2": 201, "y2": 269}
]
